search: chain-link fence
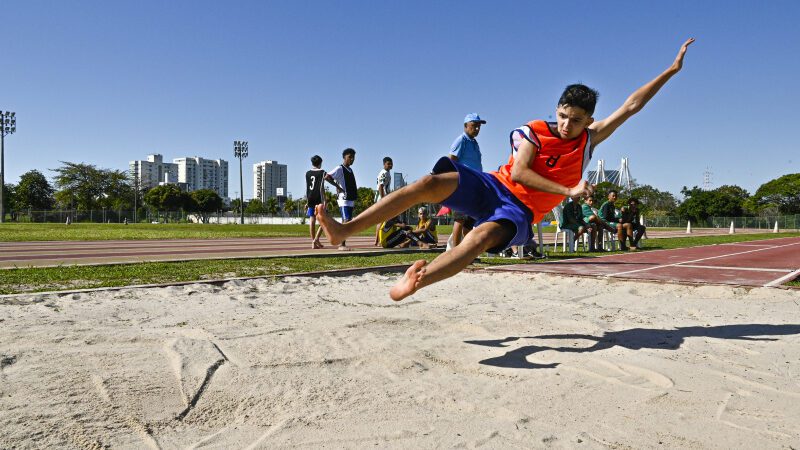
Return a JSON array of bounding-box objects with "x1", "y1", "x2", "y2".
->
[{"x1": 645, "y1": 215, "x2": 800, "y2": 230}]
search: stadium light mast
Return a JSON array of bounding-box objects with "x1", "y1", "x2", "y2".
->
[
  {"x1": 0, "y1": 110, "x2": 17, "y2": 223},
  {"x1": 233, "y1": 140, "x2": 248, "y2": 225}
]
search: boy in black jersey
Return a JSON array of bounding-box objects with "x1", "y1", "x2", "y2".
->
[{"x1": 305, "y1": 155, "x2": 343, "y2": 249}]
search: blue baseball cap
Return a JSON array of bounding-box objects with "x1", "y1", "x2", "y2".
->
[{"x1": 463, "y1": 113, "x2": 486, "y2": 124}]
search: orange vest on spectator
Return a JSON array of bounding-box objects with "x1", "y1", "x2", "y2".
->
[{"x1": 492, "y1": 120, "x2": 592, "y2": 221}]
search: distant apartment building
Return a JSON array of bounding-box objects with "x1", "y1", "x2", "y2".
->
[
  {"x1": 173, "y1": 157, "x2": 229, "y2": 199},
  {"x1": 253, "y1": 160, "x2": 288, "y2": 202},
  {"x1": 129, "y1": 154, "x2": 179, "y2": 191},
  {"x1": 130, "y1": 154, "x2": 229, "y2": 199}
]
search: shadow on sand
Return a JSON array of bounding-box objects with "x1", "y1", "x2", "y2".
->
[{"x1": 465, "y1": 324, "x2": 800, "y2": 369}]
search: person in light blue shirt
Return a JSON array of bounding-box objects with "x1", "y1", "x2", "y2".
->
[
  {"x1": 447, "y1": 113, "x2": 486, "y2": 248},
  {"x1": 449, "y1": 113, "x2": 484, "y2": 171}
]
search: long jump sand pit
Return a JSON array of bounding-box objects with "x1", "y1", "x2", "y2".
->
[{"x1": 2, "y1": 271, "x2": 800, "y2": 448}]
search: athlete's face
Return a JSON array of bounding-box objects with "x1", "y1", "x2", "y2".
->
[
  {"x1": 555, "y1": 105, "x2": 594, "y2": 139},
  {"x1": 343, "y1": 154, "x2": 355, "y2": 166},
  {"x1": 608, "y1": 192, "x2": 617, "y2": 202},
  {"x1": 384, "y1": 161, "x2": 393, "y2": 170},
  {"x1": 464, "y1": 121, "x2": 482, "y2": 139}
]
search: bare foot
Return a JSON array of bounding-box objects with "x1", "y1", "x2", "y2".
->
[
  {"x1": 312, "y1": 240, "x2": 324, "y2": 249},
  {"x1": 390, "y1": 260, "x2": 427, "y2": 301},
  {"x1": 315, "y1": 204, "x2": 347, "y2": 246}
]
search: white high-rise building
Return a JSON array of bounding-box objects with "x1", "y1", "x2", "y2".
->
[
  {"x1": 129, "y1": 154, "x2": 178, "y2": 191},
  {"x1": 253, "y1": 160, "x2": 288, "y2": 202},
  {"x1": 173, "y1": 157, "x2": 229, "y2": 198}
]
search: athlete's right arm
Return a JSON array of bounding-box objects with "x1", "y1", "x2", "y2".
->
[{"x1": 510, "y1": 139, "x2": 594, "y2": 198}]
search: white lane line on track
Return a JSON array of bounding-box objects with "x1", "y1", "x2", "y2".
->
[
  {"x1": 764, "y1": 267, "x2": 800, "y2": 287},
  {"x1": 607, "y1": 241, "x2": 800, "y2": 277},
  {"x1": 723, "y1": 243, "x2": 779, "y2": 247},
  {"x1": 674, "y1": 264, "x2": 791, "y2": 273}
]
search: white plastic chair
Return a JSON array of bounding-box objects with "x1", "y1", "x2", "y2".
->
[
  {"x1": 602, "y1": 229, "x2": 617, "y2": 251},
  {"x1": 552, "y1": 205, "x2": 572, "y2": 252},
  {"x1": 552, "y1": 204, "x2": 587, "y2": 253}
]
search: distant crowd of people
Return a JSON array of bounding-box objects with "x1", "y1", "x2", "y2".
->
[{"x1": 561, "y1": 190, "x2": 647, "y2": 252}]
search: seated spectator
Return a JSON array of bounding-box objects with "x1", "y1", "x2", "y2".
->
[
  {"x1": 598, "y1": 190, "x2": 622, "y2": 233},
  {"x1": 399, "y1": 207, "x2": 438, "y2": 249},
  {"x1": 618, "y1": 197, "x2": 647, "y2": 250},
  {"x1": 378, "y1": 216, "x2": 418, "y2": 248},
  {"x1": 582, "y1": 195, "x2": 617, "y2": 235},
  {"x1": 561, "y1": 196, "x2": 597, "y2": 251}
]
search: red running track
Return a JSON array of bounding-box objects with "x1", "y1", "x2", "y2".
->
[
  {"x1": 488, "y1": 236, "x2": 800, "y2": 288},
  {"x1": 0, "y1": 236, "x2": 447, "y2": 268}
]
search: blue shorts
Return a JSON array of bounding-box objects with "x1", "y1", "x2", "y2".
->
[
  {"x1": 432, "y1": 157, "x2": 533, "y2": 252},
  {"x1": 340, "y1": 205, "x2": 354, "y2": 221},
  {"x1": 306, "y1": 207, "x2": 316, "y2": 218}
]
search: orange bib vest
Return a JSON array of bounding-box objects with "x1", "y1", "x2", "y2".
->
[{"x1": 491, "y1": 120, "x2": 592, "y2": 221}]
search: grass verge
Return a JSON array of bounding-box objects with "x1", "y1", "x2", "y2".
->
[
  {"x1": 0, "y1": 223, "x2": 423, "y2": 241},
  {"x1": 0, "y1": 253, "x2": 442, "y2": 295},
  {"x1": 1, "y1": 232, "x2": 798, "y2": 295}
]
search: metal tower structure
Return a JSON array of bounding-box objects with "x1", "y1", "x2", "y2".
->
[
  {"x1": 703, "y1": 167, "x2": 712, "y2": 190},
  {"x1": 618, "y1": 157, "x2": 633, "y2": 190},
  {"x1": 593, "y1": 159, "x2": 607, "y2": 184}
]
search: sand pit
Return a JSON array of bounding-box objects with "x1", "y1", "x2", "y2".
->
[{"x1": 2, "y1": 271, "x2": 800, "y2": 448}]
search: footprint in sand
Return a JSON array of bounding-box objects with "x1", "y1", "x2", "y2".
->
[{"x1": 568, "y1": 358, "x2": 674, "y2": 391}]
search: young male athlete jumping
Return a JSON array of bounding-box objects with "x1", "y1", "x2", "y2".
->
[{"x1": 317, "y1": 38, "x2": 694, "y2": 301}]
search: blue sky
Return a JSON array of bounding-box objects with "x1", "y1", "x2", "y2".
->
[{"x1": 3, "y1": 0, "x2": 799, "y2": 200}]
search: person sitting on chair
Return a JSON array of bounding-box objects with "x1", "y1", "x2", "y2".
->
[
  {"x1": 619, "y1": 197, "x2": 647, "y2": 250},
  {"x1": 561, "y1": 196, "x2": 597, "y2": 251},
  {"x1": 581, "y1": 196, "x2": 615, "y2": 250}
]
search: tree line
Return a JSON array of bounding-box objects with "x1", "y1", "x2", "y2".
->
[
  {"x1": 3, "y1": 161, "x2": 799, "y2": 223},
  {"x1": 591, "y1": 173, "x2": 800, "y2": 222}
]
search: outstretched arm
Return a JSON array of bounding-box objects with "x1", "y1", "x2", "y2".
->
[{"x1": 589, "y1": 38, "x2": 694, "y2": 147}]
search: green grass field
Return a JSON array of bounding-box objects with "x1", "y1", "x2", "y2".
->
[
  {"x1": 0, "y1": 222, "x2": 457, "y2": 241},
  {"x1": 1, "y1": 232, "x2": 797, "y2": 295}
]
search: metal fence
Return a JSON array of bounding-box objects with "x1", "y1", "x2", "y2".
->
[{"x1": 645, "y1": 215, "x2": 800, "y2": 230}]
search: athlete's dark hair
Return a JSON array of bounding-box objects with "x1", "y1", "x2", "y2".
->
[
  {"x1": 310, "y1": 155, "x2": 322, "y2": 167},
  {"x1": 608, "y1": 190, "x2": 618, "y2": 196},
  {"x1": 628, "y1": 197, "x2": 640, "y2": 205},
  {"x1": 383, "y1": 156, "x2": 393, "y2": 164},
  {"x1": 342, "y1": 148, "x2": 356, "y2": 158},
  {"x1": 558, "y1": 84, "x2": 599, "y2": 115}
]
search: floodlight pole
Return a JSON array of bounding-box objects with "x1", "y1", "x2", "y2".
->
[
  {"x1": 0, "y1": 110, "x2": 17, "y2": 224},
  {"x1": 234, "y1": 140, "x2": 248, "y2": 225}
]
